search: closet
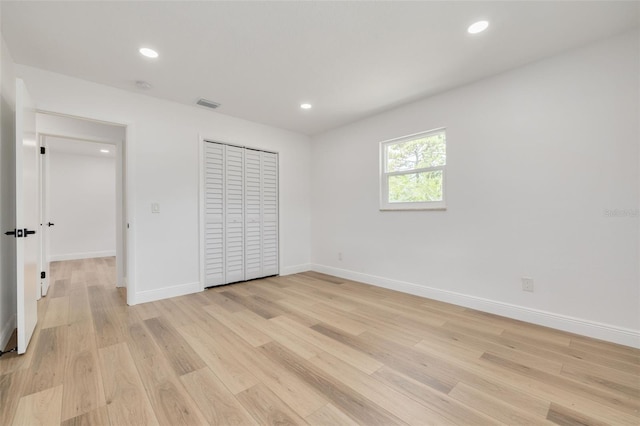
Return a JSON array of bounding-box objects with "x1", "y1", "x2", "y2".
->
[{"x1": 203, "y1": 141, "x2": 278, "y2": 287}]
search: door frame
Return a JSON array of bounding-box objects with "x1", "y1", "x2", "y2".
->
[
  {"x1": 38, "y1": 134, "x2": 49, "y2": 297},
  {"x1": 39, "y1": 132, "x2": 124, "y2": 289},
  {"x1": 37, "y1": 110, "x2": 136, "y2": 305}
]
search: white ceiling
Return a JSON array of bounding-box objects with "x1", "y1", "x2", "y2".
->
[{"x1": 2, "y1": 1, "x2": 638, "y2": 135}]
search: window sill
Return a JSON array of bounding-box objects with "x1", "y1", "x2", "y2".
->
[{"x1": 379, "y1": 202, "x2": 447, "y2": 211}]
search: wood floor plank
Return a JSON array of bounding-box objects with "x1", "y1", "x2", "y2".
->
[
  {"x1": 546, "y1": 402, "x2": 609, "y2": 426},
  {"x1": 98, "y1": 342, "x2": 159, "y2": 426},
  {"x1": 481, "y1": 352, "x2": 640, "y2": 416},
  {"x1": 67, "y1": 287, "x2": 92, "y2": 324},
  {"x1": 270, "y1": 315, "x2": 383, "y2": 374},
  {"x1": 260, "y1": 341, "x2": 404, "y2": 425},
  {"x1": 560, "y1": 361, "x2": 640, "y2": 397},
  {"x1": 12, "y1": 384, "x2": 63, "y2": 426},
  {"x1": 306, "y1": 404, "x2": 358, "y2": 426},
  {"x1": 131, "y1": 301, "x2": 163, "y2": 321},
  {"x1": 312, "y1": 324, "x2": 457, "y2": 393},
  {"x1": 201, "y1": 290, "x2": 247, "y2": 313},
  {"x1": 448, "y1": 381, "x2": 552, "y2": 425},
  {"x1": 220, "y1": 290, "x2": 285, "y2": 319},
  {"x1": 500, "y1": 330, "x2": 640, "y2": 375},
  {"x1": 60, "y1": 406, "x2": 110, "y2": 426},
  {"x1": 202, "y1": 303, "x2": 272, "y2": 347},
  {"x1": 414, "y1": 339, "x2": 553, "y2": 419},
  {"x1": 180, "y1": 367, "x2": 258, "y2": 425},
  {"x1": 234, "y1": 309, "x2": 319, "y2": 360},
  {"x1": 309, "y1": 350, "x2": 459, "y2": 425},
  {"x1": 61, "y1": 321, "x2": 106, "y2": 421},
  {"x1": 0, "y1": 370, "x2": 28, "y2": 426},
  {"x1": 143, "y1": 316, "x2": 206, "y2": 376},
  {"x1": 275, "y1": 283, "x2": 360, "y2": 313},
  {"x1": 22, "y1": 325, "x2": 68, "y2": 396},
  {"x1": 236, "y1": 383, "x2": 307, "y2": 426},
  {"x1": 568, "y1": 339, "x2": 640, "y2": 366},
  {"x1": 131, "y1": 351, "x2": 208, "y2": 425},
  {"x1": 41, "y1": 296, "x2": 69, "y2": 329},
  {"x1": 191, "y1": 312, "x2": 328, "y2": 417},
  {"x1": 241, "y1": 280, "x2": 289, "y2": 301},
  {"x1": 372, "y1": 367, "x2": 498, "y2": 426},
  {"x1": 49, "y1": 279, "x2": 68, "y2": 298},
  {"x1": 289, "y1": 301, "x2": 368, "y2": 335},
  {"x1": 177, "y1": 321, "x2": 260, "y2": 394}
]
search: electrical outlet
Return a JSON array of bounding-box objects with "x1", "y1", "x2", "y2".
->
[
  {"x1": 338, "y1": 252, "x2": 343, "y2": 261},
  {"x1": 522, "y1": 277, "x2": 534, "y2": 292}
]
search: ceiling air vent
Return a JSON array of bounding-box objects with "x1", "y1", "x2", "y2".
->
[{"x1": 196, "y1": 98, "x2": 221, "y2": 110}]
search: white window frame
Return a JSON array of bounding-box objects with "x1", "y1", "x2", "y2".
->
[{"x1": 380, "y1": 128, "x2": 447, "y2": 211}]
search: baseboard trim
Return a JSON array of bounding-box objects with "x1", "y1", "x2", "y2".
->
[
  {"x1": 280, "y1": 263, "x2": 312, "y2": 276},
  {"x1": 0, "y1": 314, "x2": 16, "y2": 350},
  {"x1": 50, "y1": 251, "x2": 116, "y2": 262},
  {"x1": 134, "y1": 281, "x2": 201, "y2": 305},
  {"x1": 310, "y1": 264, "x2": 640, "y2": 349}
]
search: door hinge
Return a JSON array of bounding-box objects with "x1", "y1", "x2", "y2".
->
[
  {"x1": 41, "y1": 271, "x2": 46, "y2": 279},
  {"x1": 40, "y1": 146, "x2": 46, "y2": 154}
]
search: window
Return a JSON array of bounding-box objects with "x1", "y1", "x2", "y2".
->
[{"x1": 380, "y1": 128, "x2": 446, "y2": 210}]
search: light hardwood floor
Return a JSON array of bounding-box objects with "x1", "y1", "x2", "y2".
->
[{"x1": 1, "y1": 257, "x2": 639, "y2": 425}]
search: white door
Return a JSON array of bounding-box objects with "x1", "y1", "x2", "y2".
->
[
  {"x1": 225, "y1": 145, "x2": 244, "y2": 283},
  {"x1": 15, "y1": 79, "x2": 39, "y2": 354},
  {"x1": 244, "y1": 149, "x2": 262, "y2": 280},
  {"x1": 203, "y1": 142, "x2": 225, "y2": 286}
]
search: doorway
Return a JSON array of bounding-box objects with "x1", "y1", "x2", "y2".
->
[{"x1": 37, "y1": 113, "x2": 127, "y2": 298}]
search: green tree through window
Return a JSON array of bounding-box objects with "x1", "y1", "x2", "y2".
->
[{"x1": 381, "y1": 129, "x2": 446, "y2": 210}]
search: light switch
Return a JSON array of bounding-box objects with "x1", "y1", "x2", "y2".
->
[{"x1": 151, "y1": 203, "x2": 160, "y2": 213}]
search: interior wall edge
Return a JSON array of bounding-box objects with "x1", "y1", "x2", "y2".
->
[{"x1": 310, "y1": 263, "x2": 640, "y2": 349}]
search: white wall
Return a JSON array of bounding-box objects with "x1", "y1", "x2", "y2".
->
[
  {"x1": 48, "y1": 147, "x2": 116, "y2": 261},
  {"x1": 38, "y1": 113, "x2": 126, "y2": 143},
  {"x1": 16, "y1": 64, "x2": 312, "y2": 304},
  {"x1": 0, "y1": 31, "x2": 17, "y2": 348},
  {"x1": 310, "y1": 31, "x2": 640, "y2": 347}
]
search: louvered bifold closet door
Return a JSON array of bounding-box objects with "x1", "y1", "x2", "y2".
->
[
  {"x1": 244, "y1": 149, "x2": 262, "y2": 280},
  {"x1": 203, "y1": 142, "x2": 225, "y2": 286},
  {"x1": 261, "y1": 151, "x2": 279, "y2": 276},
  {"x1": 225, "y1": 145, "x2": 245, "y2": 283}
]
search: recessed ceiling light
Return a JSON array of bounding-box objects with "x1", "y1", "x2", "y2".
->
[
  {"x1": 468, "y1": 20, "x2": 489, "y2": 34},
  {"x1": 139, "y1": 47, "x2": 158, "y2": 58},
  {"x1": 300, "y1": 103, "x2": 312, "y2": 110},
  {"x1": 100, "y1": 149, "x2": 110, "y2": 154}
]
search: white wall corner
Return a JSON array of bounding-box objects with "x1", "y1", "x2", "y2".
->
[
  {"x1": 280, "y1": 263, "x2": 312, "y2": 276},
  {"x1": 0, "y1": 314, "x2": 16, "y2": 351},
  {"x1": 133, "y1": 281, "x2": 201, "y2": 305},
  {"x1": 310, "y1": 264, "x2": 640, "y2": 349}
]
